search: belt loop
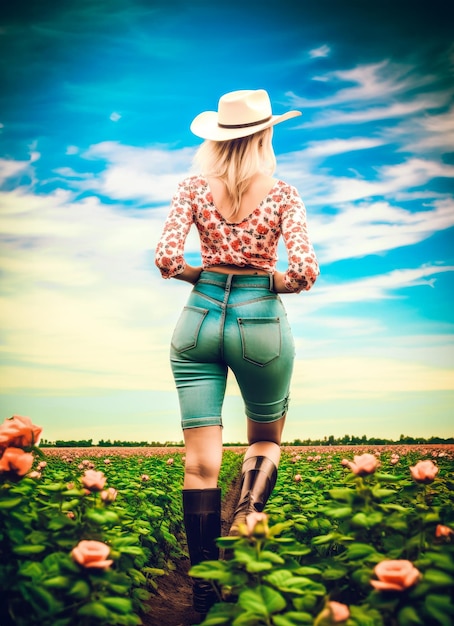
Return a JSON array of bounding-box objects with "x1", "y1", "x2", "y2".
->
[{"x1": 269, "y1": 273, "x2": 274, "y2": 292}]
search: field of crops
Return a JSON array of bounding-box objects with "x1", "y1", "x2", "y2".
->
[{"x1": 1, "y1": 415, "x2": 453, "y2": 626}]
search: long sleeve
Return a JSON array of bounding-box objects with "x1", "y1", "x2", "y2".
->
[
  {"x1": 155, "y1": 181, "x2": 194, "y2": 278},
  {"x1": 280, "y1": 185, "x2": 319, "y2": 292}
]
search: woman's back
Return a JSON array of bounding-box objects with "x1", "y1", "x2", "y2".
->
[{"x1": 206, "y1": 174, "x2": 277, "y2": 224}]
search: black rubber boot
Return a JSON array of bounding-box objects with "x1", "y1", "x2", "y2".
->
[
  {"x1": 182, "y1": 488, "x2": 221, "y2": 615},
  {"x1": 229, "y1": 456, "x2": 278, "y2": 536}
]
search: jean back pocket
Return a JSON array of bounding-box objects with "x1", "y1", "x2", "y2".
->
[
  {"x1": 238, "y1": 317, "x2": 281, "y2": 366},
  {"x1": 171, "y1": 306, "x2": 208, "y2": 353}
]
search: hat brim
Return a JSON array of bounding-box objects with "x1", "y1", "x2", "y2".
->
[{"x1": 190, "y1": 110, "x2": 302, "y2": 141}]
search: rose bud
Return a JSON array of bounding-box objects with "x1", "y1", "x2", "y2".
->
[
  {"x1": 0, "y1": 447, "x2": 34, "y2": 476},
  {"x1": 370, "y1": 560, "x2": 420, "y2": 592},
  {"x1": 344, "y1": 453, "x2": 379, "y2": 476},
  {"x1": 71, "y1": 540, "x2": 113, "y2": 570},
  {"x1": 81, "y1": 469, "x2": 106, "y2": 491},
  {"x1": 410, "y1": 459, "x2": 439, "y2": 484}
]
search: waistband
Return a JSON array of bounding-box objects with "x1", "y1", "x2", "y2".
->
[{"x1": 199, "y1": 270, "x2": 274, "y2": 291}]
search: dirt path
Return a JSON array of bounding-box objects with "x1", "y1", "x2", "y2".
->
[{"x1": 140, "y1": 474, "x2": 241, "y2": 626}]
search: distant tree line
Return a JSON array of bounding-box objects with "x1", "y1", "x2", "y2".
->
[{"x1": 38, "y1": 433, "x2": 453, "y2": 448}]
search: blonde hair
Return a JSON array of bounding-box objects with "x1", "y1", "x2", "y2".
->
[{"x1": 193, "y1": 128, "x2": 276, "y2": 220}]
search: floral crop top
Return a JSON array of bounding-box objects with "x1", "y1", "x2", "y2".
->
[{"x1": 155, "y1": 175, "x2": 319, "y2": 292}]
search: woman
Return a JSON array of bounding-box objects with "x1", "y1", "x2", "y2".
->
[{"x1": 155, "y1": 89, "x2": 319, "y2": 613}]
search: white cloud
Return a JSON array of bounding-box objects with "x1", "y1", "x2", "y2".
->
[
  {"x1": 309, "y1": 44, "x2": 330, "y2": 59},
  {"x1": 302, "y1": 94, "x2": 451, "y2": 128},
  {"x1": 302, "y1": 137, "x2": 384, "y2": 158},
  {"x1": 279, "y1": 145, "x2": 454, "y2": 208},
  {"x1": 284, "y1": 264, "x2": 454, "y2": 322},
  {"x1": 0, "y1": 157, "x2": 31, "y2": 183},
  {"x1": 80, "y1": 141, "x2": 195, "y2": 202},
  {"x1": 290, "y1": 60, "x2": 419, "y2": 108},
  {"x1": 397, "y1": 105, "x2": 454, "y2": 153}
]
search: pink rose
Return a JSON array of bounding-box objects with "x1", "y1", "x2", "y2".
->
[
  {"x1": 0, "y1": 447, "x2": 34, "y2": 476},
  {"x1": 316, "y1": 601, "x2": 350, "y2": 624},
  {"x1": 82, "y1": 469, "x2": 106, "y2": 491},
  {"x1": 371, "y1": 560, "x2": 420, "y2": 591},
  {"x1": 435, "y1": 524, "x2": 454, "y2": 539},
  {"x1": 244, "y1": 512, "x2": 269, "y2": 538},
  {"x1": 344, "y1": 453, "x2": 379, "y2": 476},
  {"x1": 101, "y1": 487, "x2": 118, "y2": 503},
  {"x1": 0, "y1": 415, "x2": 42, "y2": 450},
  {"x1": 71, "y1": 540, "x2": 113, "y2": 570},
  {"x1": 328, "y1": 601, "x2": 350, "y2": 622},
  {"x1": 410, "y1": 460, "x2": 439, "y2": 484}
]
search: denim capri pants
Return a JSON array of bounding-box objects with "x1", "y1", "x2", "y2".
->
[{"x1": 170, "y1": 270, "x2": 295, "y2": 430}]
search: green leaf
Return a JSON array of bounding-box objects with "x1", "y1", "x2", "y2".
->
[
  {"x1": 397, "y1": 606, "x2": 424, "y2": 625},
  {"x1": 346, "y1": 542, "x2": 377, "y2": 559},
  {"x1": 247, "y1": 560, "x2": 273, "y2": 573},
  {"x1": 42, "y1": 576, "x2": 71, "y2": 589},
  {"x1": 68, "y1": 579, "x2": 91, "y2": 599},
  {"x1": 293, "y1": 595, "x2": 318, "y2": 612},
  {"x1": 216, "y1": 536, "x2": 241, "y2": 547},
  {"x1": 118, "y1": 545, "x2": 145, "y2": 556},
  {"x1": 238, "y1": 588, "x2": 269, "y2": 617},
  {"x1": 13, "y1": 544, "x2": 46, "y2": 555},
  {"x1": 25, "y1": 585, "x2": 58, "y2": 614},
  {"x1": 311, "y1": 532, "x2": 338, "y2": 545},
  {"x1": 265, "y1": 570, "x2": 293, "y2": 587},
  {"x1": 142, "y1": 566, "x2": 166, "y2": 576},
  {"x1": 351, "y1": 512, "x2": 370, "y2": 528},
  {"x1": 0, "y1": 496, "x2": 22, "y2": 509},
  {"x1": 78, "y1": 602, "x2": 110, "y2": 619},
  {"x1": 328, "y1": 488, "x2": 354, "y2": 502},
  {"x1": 294, "y1": 566, "x2": 321, "y2": 576},
  {"x1": 425, "y1": 594, "x2": 454, "y2": 622},
  {"x1": 262, "y1": 585, "x2": 287, "y2": 614},
  {"x1": 273, "y1": 612, "x2": 313, "y2": 625},
  {"x1": 372, "y1": 488, "x2": 396, "y2": 499},
  {"x1": 47, "y1": 517, "x2": 72, "y2": 530},
  {"x1": 281, "y1": 547, "x2": 312, "y2": 556},
  {"x1": 190, "y1": 561, "x2": 231, "y2": 582},
  {"x1": 424, "y1": 551, "x2": 454, "y2": 574},
  {"x1": 269, "y1": 520, "x2": 294, "y2": 536},
  {"x1": 19, "y1": 561, "x2": 43, "y2": 579},
  {"x1": 322, "y1": 566, "x2": 348, "y2": 580},
  {"x1": 86, "y1": 508, "x2": 119, "y2": 525},
  {"x1": 102, "y1": 597, "x2": 133, "y2": 614},
  {"x1": 380, "y1": 503, "x2": 409, "y2": 512},
  {"x1": 233, "y1": 612, "x2": 263, "y2": 626},
  {"x1": 375, "y1": 472, "x2": 405, "y2": 481},
  {"x1": 325, "y1": 506, "x2": 353, "y2": 519},
  {"x1": 423, "y1": 568, "x2": 454, "y2": 586},
  {"x1": 260, "y1": 550, "x2": 285, "y2": 564}
]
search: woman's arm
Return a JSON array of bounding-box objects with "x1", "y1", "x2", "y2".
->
[
  {"x1": 272, "y1": 271, "x2": 293, "y2": 294},
  {"x1": 174, "y1": 264, "x2": 203, "y2": 285}
]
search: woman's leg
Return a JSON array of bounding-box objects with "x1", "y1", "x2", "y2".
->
[
  {"x1": 183, "y1": 425, "x2": 223, "y2": 489},
  {"x1": 245, "y1": 415, "x2": 286, "y2": 465},
  {"x1": 229, "y1": 416, "x2": 286, "y2": 536},
  {"x1": 182, "y1": 425, "x2": 223, "y2": 613}
]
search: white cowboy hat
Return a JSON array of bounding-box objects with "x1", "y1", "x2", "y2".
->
[{"x1": 190, "y1": 89, "x2": 302, "y2": 141}]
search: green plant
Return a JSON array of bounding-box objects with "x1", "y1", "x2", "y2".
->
[{"x1": 190, "y1": 448, "x2": 454, "y2": 626}]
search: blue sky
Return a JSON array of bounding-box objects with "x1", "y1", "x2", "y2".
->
[{"x1": 0, "y1": 0, "x2": 453, "y2": 444}]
